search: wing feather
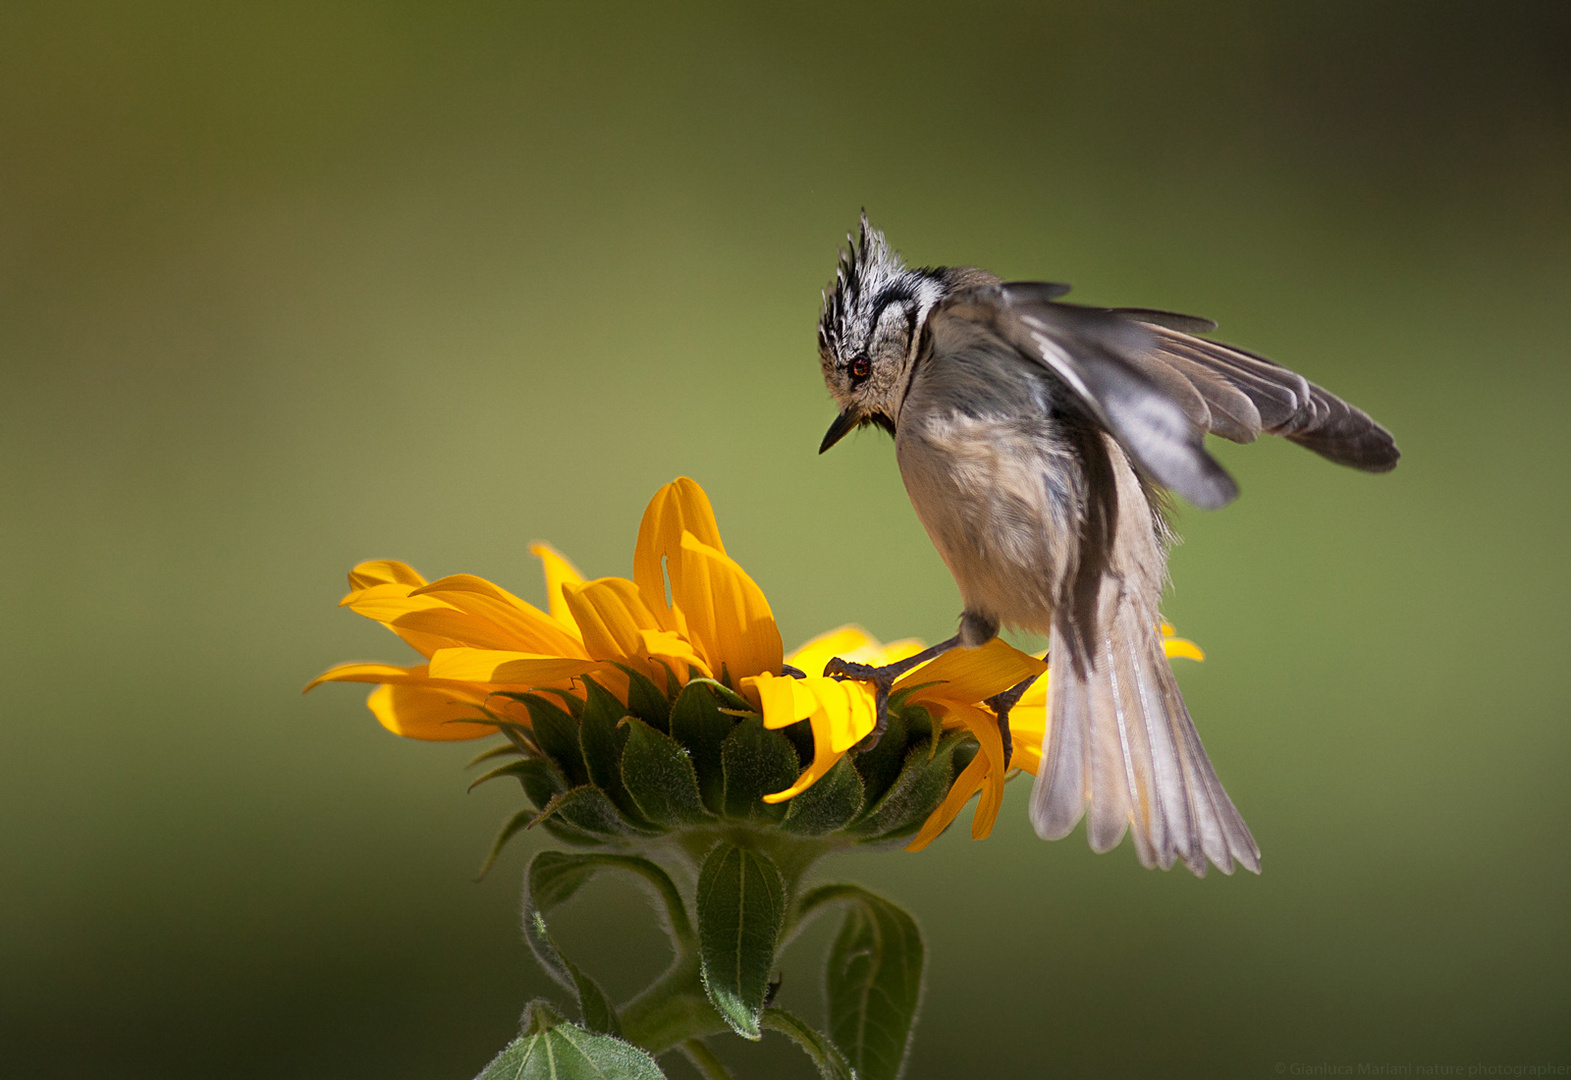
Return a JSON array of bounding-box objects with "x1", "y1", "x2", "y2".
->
[
  {"x1": 1142, "y1": 327, "x2": 1400, "y2": 472},
  {"x1": 931, "y1": 285, "x2": 1241, "y2": 510},
  {"x1": 928, "y1": 284, "x2": 1400, "y2": 501}
]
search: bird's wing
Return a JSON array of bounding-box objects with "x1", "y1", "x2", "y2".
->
[
  {"x1": 930, "y1": 284, "x2": 1241, "y2": 509},
  {"x1": 930, "y1": 284, "x2": 1400, "y2": 508},
  {"x1": 1111, "y1": 313, "x2": 1400, "y2": 472}
]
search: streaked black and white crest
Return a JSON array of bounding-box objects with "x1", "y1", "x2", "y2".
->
[{"x1": 817, "y1": 213, "x2": 948, "y2": 366}]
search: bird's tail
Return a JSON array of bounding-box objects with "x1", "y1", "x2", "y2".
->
[{"x1": 1028, "y1": 591, "x2": 1260, "y2": 876}]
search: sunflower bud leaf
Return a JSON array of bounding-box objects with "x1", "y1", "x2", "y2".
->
[
  {"x1": 696, "y1": 843, "x2": 786, "y2": 1040},
  {"x1": 797, "y1": 884, "x2": 925, "y2": 1080},
  {"x1": 611, "y1": 663, "x2": 673, "y2": 732},
  {"x1": 721, "y1": 718, "x2": 799, "y2": 823},
  {"x1": 781, "y1": 756, "x2": 864, "y2": 836},
  {"x1": 684, "y1": 676, "x2": 753, "y2": 713},
  {"x1": 847, "y1": 731, "x2": 969, "y2": 843},
  {"x1": 578, "y1": 677, "x2": 654, "y2": 827},
  {"x1": 620, "y1": 717, "x2": 712, "y2": 827},
  {"x1": 476, "y1": 808, "x2": 535, "y2": 880},
  {"x1": 532, "y1": 786, "x2": 663, "y2": 839},
  {"x1": 669, "y1": 681, "x2": 735, "y2": 814},
  {"x1": 514, "y1": 693, "x2": 589, "y2": 787},
  {"x1": 850, "y1": 707, "x2": 909, "y2": 809}
]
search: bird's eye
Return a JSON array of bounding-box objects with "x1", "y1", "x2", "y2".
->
[{"x1": 850, "y1": 356, "x2": 871, "y2": 380}]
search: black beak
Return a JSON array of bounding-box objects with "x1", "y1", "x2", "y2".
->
[{"x1": 819, "y1": 408, "x2": 859, "y2": 454}]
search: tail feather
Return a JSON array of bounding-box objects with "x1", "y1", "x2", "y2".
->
[{"x1": 1029, "y1": 596, "x2": 1260, "y2": 877}]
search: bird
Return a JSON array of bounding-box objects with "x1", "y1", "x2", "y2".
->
[{"x1": 814, "y1": 213, "x2": 1399, "y2": 876}]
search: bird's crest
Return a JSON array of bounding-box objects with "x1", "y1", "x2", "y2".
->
[{"x1": 818, "y1": 211, "x2": 906, "y2": 356}]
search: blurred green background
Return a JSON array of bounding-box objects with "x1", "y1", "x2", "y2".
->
[{"x1": 3, "y1": 2, "x2": 1568, "y2": 1077}]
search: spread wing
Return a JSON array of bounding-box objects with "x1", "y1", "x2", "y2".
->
[
  {"x1": 1107, "y1": 308, "x2": 1401, "y2": 472},
  {"x1": 929, "y1": 282, "x2": 1399, "y2": 510}
]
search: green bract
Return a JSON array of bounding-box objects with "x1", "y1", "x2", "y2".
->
[
  {"x1": 474, "y1": 671, "x2": 978, "y2": 868},
  {"x1": 471, "y1": 671, "x2": 957, "y2": 1080}
]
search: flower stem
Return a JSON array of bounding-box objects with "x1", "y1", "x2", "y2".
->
[
  {"x1": 678, "y1": 1039, "x2": 735, "y2": 1080},
  {"x1": 617, "y1": 957, "x2": 730, "y2": 1054}
]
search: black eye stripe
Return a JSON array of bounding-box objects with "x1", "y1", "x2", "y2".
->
[{"x1": 869, "y1": 289, "x2": 913, "y2": 332}]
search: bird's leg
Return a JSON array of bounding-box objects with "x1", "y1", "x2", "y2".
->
[
  {"x1": 984, "y1": 673, "x2": 1042, "y2": 769},
  {"x1": 823, "y1": 634, "x2": 963, "y2": 752}
]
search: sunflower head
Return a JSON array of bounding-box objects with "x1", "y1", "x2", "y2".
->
[
  {"x1": 310, "y1": 478, "x2": 1047, "y2": 866},
  {"x1": 472, "y1": 660, "x2": 990, "y2": 865}
]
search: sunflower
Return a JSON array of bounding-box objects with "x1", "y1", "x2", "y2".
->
[{"x1": 308, "y1": 477, "x2": 1043, "y2": 810}]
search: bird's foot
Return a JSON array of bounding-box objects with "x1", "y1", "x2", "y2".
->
[
  {"x1": 822, "y1": 635, "x2": 963, "y2": 753},
  {"x1": 983, "y1": 673, "x2": 1042, "y2": 769}
]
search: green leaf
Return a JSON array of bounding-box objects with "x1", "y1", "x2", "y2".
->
[
  {"x1": 720, "y1": 717, "x2": 799, "y2": 823},
  {"x1": 893, "y1": 701, "x2": 937, "y2": 750},
  {"x1": 611, "y1": 662, "x2": 673, "y2": 731},
  {"x1": 685, "y1": 676, "x2": 753, "y2": 713},
  {"x1": 849, "y1": 708, "x2": 908, "y2": 812},
  {"x1": 515, "y1": 693, "x2": 589, "y2": 786},
  {"x1": 468, "y1": 756, "x2": 546, "y2": 796},
  {"x1": 521, "y1": 851, "x2": 703, "y2": 1041},
  {"x1": 619, "y1": 717, "x2": 712, "y2": 827},
  {"x1": 669, "y1": 681, "x2": 736, "y2": 814},
  {"x1": 578, "y1": 677, "x2": 654, "y2": 827},
  {"x1": 526, "y1": 850, "x2": 696, "y2": 956},
  {"x1": 695, "y1": 843, "x2": 787, "y2": 1040},
  {"x1": 761, "y1": 1008, "x2": 856, "y2": 1080},
  {"x1": 798, "y1": 884, "x2": 925, "y2": 1080},
  {"x1": 502, "y1": 755, "x2": 571, "y2": 812},
  {"x1": 525, "y1": 909, "x2": 621, "y2": 1036},
  {"x1": 469, "y1": 743, "x2": 521, "y2": 768},
  {"x1": 847, "y1": 731, "x2": 968, "y2": 844},
  {"x1": 476, "y1": 808, "x2": 535, "y2": 880},
  {"x1": 474, "y1": 1005, "x2": 666, "y2": 1080},
  {"x1": 537, "y1": 818, "x2": 611, "y2": 848},
  {"x1": 781, "y1": 755, "x2": 865, "y2": 836},
  {"x1": 534, "y1": 786, "x2": 664, "y2": 839}
]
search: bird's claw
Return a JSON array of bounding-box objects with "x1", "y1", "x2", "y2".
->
[
  {"x1": 983, "y1": 673, "x2": 1042, "y2": 770},
  {"x1": 823, "y1": 657, "x2": 897, "y2": 752}
]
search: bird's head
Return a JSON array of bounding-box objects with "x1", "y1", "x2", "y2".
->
[{"x1": 816, "y1": 213, "x2": 948, "y2": 453}]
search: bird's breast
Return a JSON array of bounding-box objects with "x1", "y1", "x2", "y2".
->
[{"x1": 895, "y1": 401, "x2": 1082, "y2": 634}]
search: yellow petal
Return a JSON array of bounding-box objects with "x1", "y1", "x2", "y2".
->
[
  {"x1": 1006, "y1": 695, "x2": 1050, "y2": 777},
  {"x1": 411, "y1": 574, "x2": 585, "y2": 655},
  {"x1": 946, "y1": 702, "x2": 1009, "y2": 839},
  {"x1": 826, "y1": 679, "x2": 880, "y2": 753},
  {"x1": 563, "y1": 577, "x2": 662, "y2": 660},
  {"x1": 365, "y1": 682, "x2": 497, "y2": 741},
  {"x1": 1163, "y1": 636, "x2": 1205, "y2": 662},
  {"x1": 761, "y1": 703, "x2": 847, "y2": 804},
  {"x1": 740, "y1": 671, "x2": 826, "y2": 729},
  {"x1": 905, "y1": 751, "x2": 989, "y2": 852},
  {"x1": 672, "y1": 533, "x2": 783, "y2": 684},
  {"x1": 906, "y1": 702, "x2": 1009, "y2": 849},
  {"x1": 348, "y1": 559, "x2": 426, "y2": 591},
  {"x1": 338, "y1": 583, "x2": 465, "y2": 659},
  {"x1": 530, "y1": 543, "x2": 586, "y2": 629},
  {"x1": 305, "y1": 661, "x2": 440, "y2": 692},
  {"x1": 636, "y1": 629, "x2": 711, "y2": 681},
  {"x1": 428, "y1": 647, "x2": 605, "y2": 686},
  {"x1": 867, "y1": 638, "x2": 928, "y2": 666},
  {"x1": 784, "y1": 626, "x2": 929, "y2": 678},
  {"x1": 786, "y1": 625, "x2": 876, "y2": 677},
  {"x1": 895, "y1": 638, "x2": 1046, "y2": 703},
  {"x1": 633, "y1": 477, "x2": 726, "y2": 632}
]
